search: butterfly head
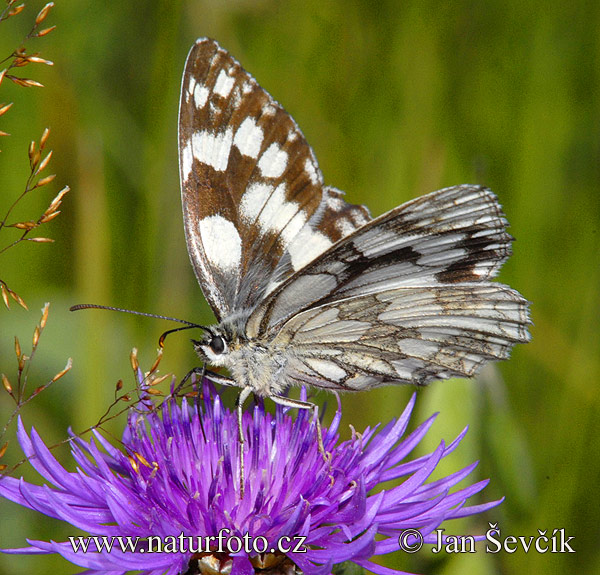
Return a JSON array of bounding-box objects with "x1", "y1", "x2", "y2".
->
[{"x1": 191, "y1": 325, "x2": 234, "y2": 367}]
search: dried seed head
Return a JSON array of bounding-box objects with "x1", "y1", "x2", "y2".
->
[
  {"x1": 35, "y1": 2, "x2": 54, "y2": 24},
  {"x1": 31, "y1": 149, "x2": 41, "y2": 170},
  {"x1": 148, "y1": 373, "x2": 170, "y2": 387},
  {"x1": 27, "y1": 56, "x2": 53, "y2": 66},
  {"x1": 1, "y1": 285, "x2": 9, "y2": 309},
  {"x1": 0, "y1": 102, "x2": 13, "y2": 117},
  {"x1": 0, "y1": 442, "x2": 8, "y2": 459},
  {"x1": 14, "y1": 336, "x2": 22, "y2": 359},
  {"x1": 35, "y1": 173, "x2": 55, "y2": 187},
  {"x1": 8, "y1": 76, "x2": 44, "y2": 88},
  {"x1": 32, "y1": 326, "x2": 41, "y2": 347},
  {"x1": 40, "y1": 127, "x2": 50, "y2": 148},
  {"x1": 116, "y1": 379, "x2": 123, "y2": 391},
  {"x1": 40, "y1": 302, "x2": 50, "y2": 328},
  {"x1": 36, "y1": 25, "x2": 56, "y2": 37},
  {"x1": 51, "y1": 358, "x2": 72, "y2": 382},
  {"x1": 130, "y1": 348, "x2": 139, "y2": 371},
  {"x1": 145, "y1": 388, "x2": 163, "y2": 396},
  {"x1": 8, "y1": 4, "x2": 25, "y2": 17},
  {"x1": 149, "y1": 348, "x2": 163, "y2": 374},
  {"x1": 47, "y1": 186, "x2": 69, "y2": 212},
  {"x1": 0, "y1": 69, "x2": 6, "y2": 87},
  {"x1": 15, "y1": 291, "x2": 28, "y2": 310},
  {"x1": 13, "y1": 220, "x2": 37, "y2": 230},
  {"x1": 28, "y1": 140, "x2": 36, "y2": 159},
  {"x1": 12, "y1": 57, "x2": 29, "y2": 68},
  {"x1": 27, "y1": 237, "x2": 54, "y2": 243},
  {"x1": 7, "y1": 288, "x2": 27, "y2": 309},
  {"x1": 36, "y1": 150, "x2": 53, "y2": 173},
  {"x1": 0, "y1": 130, "x2": 10, "y2": 137},
  {"x1": 2, "y1": 374, "x2": 13, "y2": 395},
  {"x1": 40, "y1": 210, "x2": 60, "y2": 223}
]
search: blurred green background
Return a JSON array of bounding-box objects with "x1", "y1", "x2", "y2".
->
[{"x1": 0, "y1": 1, "x2": 598, "y2": 574}]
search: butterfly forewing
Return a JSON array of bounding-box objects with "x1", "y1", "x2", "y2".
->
[
  {"x1": 179, "y1": 39, "x2": 368, "y2": 321},
  {"x1": 268, "y1": 186, "x2": 372, "y2": 292}
]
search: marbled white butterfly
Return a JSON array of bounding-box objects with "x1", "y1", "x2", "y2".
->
[{"x1": 178, "y1": 39, "x2": 530, "y2": 493}]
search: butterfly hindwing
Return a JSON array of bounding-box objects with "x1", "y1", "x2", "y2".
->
[{"x1": 274, "y1": 283, "x2": 530, "y2": 389}]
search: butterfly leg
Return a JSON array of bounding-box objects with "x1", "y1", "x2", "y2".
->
[
  {"x1": 171, "y1": 365, "x2": 207, "y2": 397},
  {"x1": 172, "y1": 365, "x2": 236, "y2": 397},
  {"x1": 236, "y1": 386, "x2": 253, "y2": 499},
  {"x1": 270, "y1": 394, "x2": 326, "y2": 458},
  {"x1": 172, "y1": 366, "x2": 202, "y2": 396},
  {"x1": 202, "y1": 368, "x2": 236, "y2": 387}
]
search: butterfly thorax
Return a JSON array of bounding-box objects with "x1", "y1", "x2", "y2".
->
[{"x1": 193, "y1": 321, "x2": 289, "y2": 397}]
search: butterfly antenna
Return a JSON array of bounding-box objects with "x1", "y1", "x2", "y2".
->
[{"x1": 69, "y1": 304, "x2": 211, "y2": 347}]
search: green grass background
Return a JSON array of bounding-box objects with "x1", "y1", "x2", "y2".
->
[{"x1": 0, "y1": 1, "x2": 598, "y2": 574}]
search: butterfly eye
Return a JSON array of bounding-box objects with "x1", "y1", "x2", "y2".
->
[{"x1": 210, "y1": 335, "x2": 226, "y2": 354}]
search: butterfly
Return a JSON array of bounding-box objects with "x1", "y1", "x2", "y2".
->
[{"x1": 178, "y1": 38, "x2": 530, "y2": 493}]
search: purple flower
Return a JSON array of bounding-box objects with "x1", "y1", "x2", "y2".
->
[{"x1": 0, "y1": 375, "x2": 500, "y2": 575}]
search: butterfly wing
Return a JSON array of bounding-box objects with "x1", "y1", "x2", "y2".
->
[
  {"x1": 178, "y1": 38, "x2": 368, "y2": 321},
  {"x1": 273, "y1": 283, "x2": 530, "y2": 389},
  {"x1": 270, "y1": 186, "x2": 371, "y2": 292},
  {"x1": 247, "y1": 184, "x2": 520, "y2": 336},
  {"x1": 248, "y1": 184, "x2": 530, "y2": 388}
]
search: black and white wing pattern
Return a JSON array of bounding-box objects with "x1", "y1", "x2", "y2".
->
[
  {"x1": 273, "y1": 284, "x2": 529, "y2": 388},
  {"x1": 245, "y1": 184, "x2": 531, "y2": 387},
  {"x1": 247, "y1": 185, "x2": 520, "y2": 334},
  {"x1": 178, "y1": 39, "x2": 369, "y2": 322}
]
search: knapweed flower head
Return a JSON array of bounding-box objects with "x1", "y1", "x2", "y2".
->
[{"x1": 0, "y1": 374, "x2": 500, "y2": 575}]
